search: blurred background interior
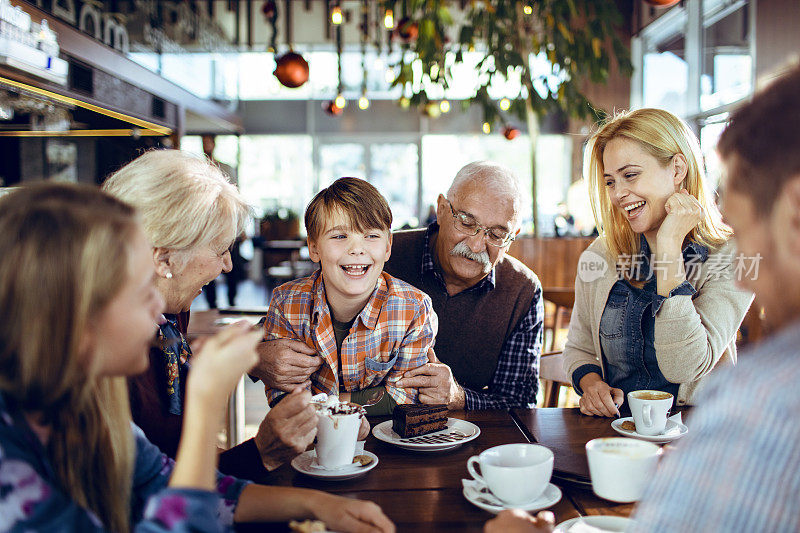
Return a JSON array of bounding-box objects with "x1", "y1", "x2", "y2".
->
[{"x1": 0, "y1": 0, "x2": 791, "y2": 433}]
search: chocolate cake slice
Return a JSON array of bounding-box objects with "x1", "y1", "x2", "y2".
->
[{"x1": 392, "y1": 404, "x2": 448, "y2": 438}]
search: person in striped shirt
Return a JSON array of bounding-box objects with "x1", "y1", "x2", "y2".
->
[{"x1": 262, "y1": 177, "x2": 438, "y2": 419}]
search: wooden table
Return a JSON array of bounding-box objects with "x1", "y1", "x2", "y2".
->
[
  {"x1": 512, "y1": 407, "x2": 637, "y2": 518},
  {"x1": 512, "y1": 407, "x2": 691, "y2": 518},
  {"x1": 238, "y1": 409, "x2": 641, "y2": 532}
]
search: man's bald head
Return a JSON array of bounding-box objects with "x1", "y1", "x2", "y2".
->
[{"x1": 447, "y1": 161, "x2": 523, "y2": 231}]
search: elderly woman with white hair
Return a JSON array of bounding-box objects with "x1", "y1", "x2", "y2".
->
[{"x1": 102, "y1": 150, "x2": 318, "y2": 477}]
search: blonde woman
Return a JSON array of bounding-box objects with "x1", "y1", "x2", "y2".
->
[
  {"x1": 103, "y1": 150, "x2": 319, "y2": 475},
  {"x1": 0, "y1": 183, "x2": 394, "y2": 532},
  {"x1": 563, "y1": 108, "x2": 753, "y2": 417}
]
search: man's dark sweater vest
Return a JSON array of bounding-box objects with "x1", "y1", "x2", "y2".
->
[{"x1": 384, "y1": 228, "x2": 540, "y2": 392}]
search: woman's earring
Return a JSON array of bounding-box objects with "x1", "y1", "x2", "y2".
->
[{"x1": 165, "y1": 272, "x2": 173, "y2": 279}]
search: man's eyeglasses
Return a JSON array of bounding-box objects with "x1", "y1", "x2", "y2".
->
[{"x1": 447, "y1": 200, "x2": 515, "y2": 247}]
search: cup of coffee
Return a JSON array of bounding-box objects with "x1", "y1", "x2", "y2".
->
[
  {"x1": 466, "y1": 443, "x2": 553, "y2": 505},
  {"x1": 586, "y1": 437, "x2": 662, "y2": 502},
  {"x1": 627, "y1": 390, "x2": 673, "y2": 436},
  {"x1": 313, "y1": 398, "x2": 365, "y2": 469}
]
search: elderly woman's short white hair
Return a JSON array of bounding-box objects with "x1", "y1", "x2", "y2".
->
[
  {"x1": 102, "y1": 149, "x2": 251, "y2": 265},
  {"x1": 447, "y1": 161, "x2": 523, "y2": 228}
]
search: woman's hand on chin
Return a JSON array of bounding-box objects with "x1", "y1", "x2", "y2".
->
[{"x1": 657, "y1": 189, "x2": 704, "y2": 251}]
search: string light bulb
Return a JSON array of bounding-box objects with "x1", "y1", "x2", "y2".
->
[
  {"x1": 331, "y1": 6, "x2": 343, "y2": 25},
  {"x1": 384, "y1": 9, "x2": 394, "y2": 29},
  {"x1": 358, "y1": 95, "x2": 370, "y2": 109},
  {"x1": 335, "y1": 94, "x2": 346, "y2": 109},
  {"x1": 499, "y1": 98, "x2": 511, "y2": 111},
  {"x1": 523, "y1": 5, "x2": 533, "y2": 15},
  {"x1": 439, "y1": 100, "x2": 451, "y2": 113},
  {"x1": 482, "y1": 122, "x2": 491, "y2": 134}
]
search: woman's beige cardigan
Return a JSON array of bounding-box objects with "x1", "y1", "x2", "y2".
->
[{"x1": 562, "y1": 237, "x2": 754, "y2": 406}]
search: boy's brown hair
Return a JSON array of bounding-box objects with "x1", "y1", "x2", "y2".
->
[
  {"x1": 718, "y1": 65, "x2": 800, "y2": 217},
  {"x1": 305, "y1": 177, "x2": 392, "y2": 241}
]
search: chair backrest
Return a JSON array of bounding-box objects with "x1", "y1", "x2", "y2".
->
[{"x1": 540, "y1": 350, "x2": 571, "y2": 407}]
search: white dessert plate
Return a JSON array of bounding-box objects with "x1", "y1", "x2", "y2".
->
[
  {"x1": 463, "y1": 482, "x2": 562, "y2": 515},
  {"x1": 554, "y1": 515, "x2": 634, "y2": 532},
  {"x1": 611, "y1": 417, "x2": 688, "y2": 444},
  {"x1": 372, "y1": 418, "x2": 480, "y2": 451},
  {"x1": 291, "y1": 449, "x2": 378, "y2": 480}
]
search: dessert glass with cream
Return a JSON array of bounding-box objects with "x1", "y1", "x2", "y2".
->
[{"x1": 312, "y1": 394, "x2": 366, "y2": 469}]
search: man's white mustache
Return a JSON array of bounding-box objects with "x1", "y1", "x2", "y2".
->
[{"x1": 450, "y1": 241, "x2": 491, "y2": 269}]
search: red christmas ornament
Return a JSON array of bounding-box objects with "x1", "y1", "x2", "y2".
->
[
  {"x1": 323, "y1": 100, "x2": 343, "y2": 116},
  {"x1": 262, "y1": 1, "x2": 276, "y2": 19},
  {"x1": 644, "y1": 0, "x2": 681, "y2": 7},
  {"x1": 503, "y1": 126, "x2": 520, "y2": 140},
  {"x1": 395, "y1": 17, "x2": 418, "y2": 41},
  {"x1": 273, "y1": 52, "x2": 309, "y2": 89}
]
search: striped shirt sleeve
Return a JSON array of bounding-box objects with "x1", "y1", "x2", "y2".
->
[{"x1": 632, "y1": 388, "x2": 800, "y2": 532}]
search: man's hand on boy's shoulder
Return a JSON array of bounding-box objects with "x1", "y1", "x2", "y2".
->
[
  {"x1": 396, "y1": 362, "x2": 465, "y2": 410},
  {"x1": 252, "y1": 338, "x2": 322, "y2": 391}
]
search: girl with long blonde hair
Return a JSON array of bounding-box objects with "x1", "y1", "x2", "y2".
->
[
  {"x1": 563, "y1": 108, "x2": 752, "y2": 417},
  {"x1": 0, "y1": 183, "x2": 394, "y2": 532}
]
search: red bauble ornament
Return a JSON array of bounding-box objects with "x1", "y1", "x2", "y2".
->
[
  {"x1": 503, "y1": 126, "x2": 520, "y2": 140},
  {"x1": 644, "y1": 0, "x2": 681, "y2": 7},
  {"x1": 395, "y1": 17, "x2": 418, "y2": 41},
  {"x1": 273, "y1": 52, "x2": 309, "y2": 89},
  {"x1": 262, "y1": 1, "x2": 276, "y2": 19},
  {"x1": 323, "y1": 100, "x2": 343, "y2": 116}
]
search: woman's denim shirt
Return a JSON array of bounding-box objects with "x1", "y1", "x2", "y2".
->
[{"x1": 572, "y1": 237, "x2": 708, "y2": 404}]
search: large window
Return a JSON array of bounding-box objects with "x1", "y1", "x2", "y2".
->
[
  {"x1": 634, "y1": 0, "x2": 754, "y2": 194},
  {"x1": 701, "y1": 1, "x2": 752, "y2": 111},
  {"x1": 642, "y1": 31, "x2": 689, "y2": 117},
  {"x1": 317, "y1": 140, "x2": 420, "y2": 229}
]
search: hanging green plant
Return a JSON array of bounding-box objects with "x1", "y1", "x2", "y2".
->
[{"x1": 378, "y1": 0, "x2": 633, "y2": 234}]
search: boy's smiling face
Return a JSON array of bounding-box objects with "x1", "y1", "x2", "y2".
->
[{"x1": 308, "y1": 210, "x2": 392, "y2": 320}]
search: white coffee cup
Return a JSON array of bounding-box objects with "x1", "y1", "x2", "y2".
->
[
  {"x1": 627, "y1": 390, "x2": 674, "y2": 436},
  {"x1": 466, "y1": 443, "x2": 554, "y2": 505},
  {"x1": 586, "y1": 437, "x2": 662, "y2": 502},
  {"x1": 315, "y1": 409, "x2": 362, "y2": 469}
]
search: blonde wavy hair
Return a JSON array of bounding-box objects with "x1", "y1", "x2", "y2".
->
[
  {"x1": 0, "y1": 183, "x2": 139, "y2": 533},
  {"x1": 585, "y1": 108, "x2": 731, "y2": 263},
  {"x1": 102, "y1": 149, "x2": 251, "y2": 269}
]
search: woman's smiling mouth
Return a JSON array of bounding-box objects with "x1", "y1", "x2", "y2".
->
[{"x1": 623, "y1": 201, "x2": 646, "y2": 218}]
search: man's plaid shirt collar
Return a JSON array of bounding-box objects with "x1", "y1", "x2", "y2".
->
[
  {"x1": 309, "y1": 268, "x2": 388, "y2": 330},
  {"x1": 421, "y1": 222, "x2": 496, "y2": 294}
]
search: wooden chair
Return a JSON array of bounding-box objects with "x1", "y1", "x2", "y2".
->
[
  {"x1": 539, "y1": 350, "x2": 572, "y2": 408},
  {"x1": 542, "y1": 288, "x2": 575, "y2": 352}
]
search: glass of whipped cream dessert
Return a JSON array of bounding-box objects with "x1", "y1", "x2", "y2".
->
[{"x1": 311, "y1": 394, "x2": 366, "y2": 469}]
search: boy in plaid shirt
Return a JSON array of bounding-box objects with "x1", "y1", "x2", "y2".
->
[{"x1": 263, "y1": 177, "x2": 438, "y2": 415}]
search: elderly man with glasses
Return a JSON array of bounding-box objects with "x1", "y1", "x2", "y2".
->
[{"x1": 386, "y1": 161, "x2": 544, "y2": 410}]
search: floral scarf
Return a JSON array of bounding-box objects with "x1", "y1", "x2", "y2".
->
[{"x1": 157, "y1": 314, "x2": 192, "y2": 415}]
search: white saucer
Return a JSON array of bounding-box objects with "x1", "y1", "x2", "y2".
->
[
  {"x1": 555, "y1": 515, "x2": 634, "y2": 532},
  {"x1": 290, "y1": 450, "x2": 378, "y2": 480},
  {"x1": 611, "y1": 417, "x2": 688, "y2": 444},
  {"x1": 463, "y1": 482, "x2": 562, "y2": 514},
  {"x1": 372, "y1": 418, "x2": 480, "y2": 451}
]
